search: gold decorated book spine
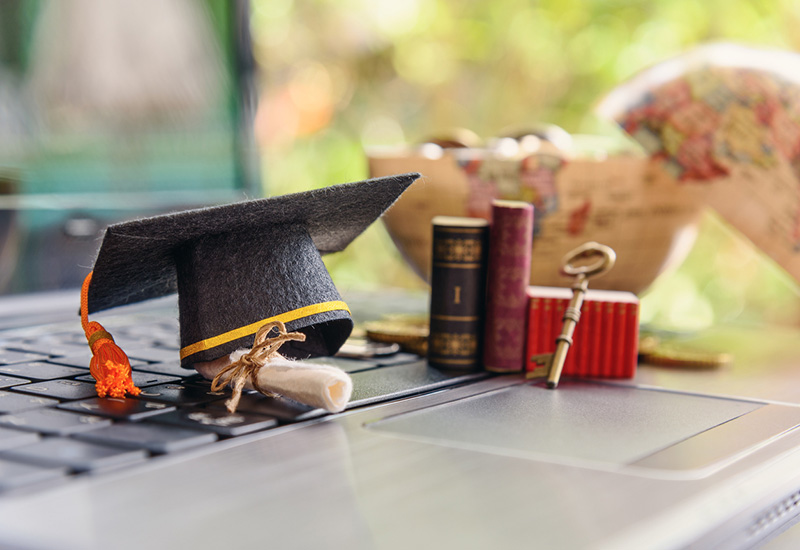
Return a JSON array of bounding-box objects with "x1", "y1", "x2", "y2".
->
[{"x1": 427, "y1": 216, "x2": 489, "y2": 370}]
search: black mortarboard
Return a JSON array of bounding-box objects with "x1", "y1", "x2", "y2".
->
[{"x1": 85, "y1": 173, "x2": 420, "y2": 368}]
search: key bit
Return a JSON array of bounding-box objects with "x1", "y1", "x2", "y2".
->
[{"x1": 526, "y1": 242, "x2": 616, "y2": 389}]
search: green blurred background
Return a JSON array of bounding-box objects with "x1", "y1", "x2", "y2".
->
[
  {"x1": 248, "y1": 0, "x2": 800, "y2": 330},
  {"x1": 3, "y1": 0, "x2": 799, "y2": 331}
]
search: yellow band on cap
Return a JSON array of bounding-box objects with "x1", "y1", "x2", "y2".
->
[{"x1": 179, "y1": 300, "x2": 351, "y2": 361}]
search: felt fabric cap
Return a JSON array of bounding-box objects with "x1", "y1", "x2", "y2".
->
[{"x1": 86, "y1": 173, "x2": 421, "y2": 366}]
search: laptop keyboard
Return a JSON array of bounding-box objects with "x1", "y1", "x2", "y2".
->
[{"x1": 0, "y1": 313, "x2": 487, "y2": 494}]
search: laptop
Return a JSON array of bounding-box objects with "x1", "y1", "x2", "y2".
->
[
  {"x1": 0, "y1": 288, "x2": 800, "y2": 549},
  {"x1": 3, "y1": 5, "x2": 800, "y2": 550}
]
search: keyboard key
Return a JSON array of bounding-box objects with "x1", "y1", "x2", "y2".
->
[
  {"x1": 0, "y1": 408, "x2": 112, "y2": 436},
  {"x1": 59, "y1": 397, "x2": 175, "y2": 421},
  {"x1": 75, "y1": 372, "x2": 180, "y2": 388},
  {"x1": 47, "y1": 355, "x2": 146, "y2": 370},
  {"x1": 0, "y1": 438, "x2": 146, "y2": 473},
  {"x1": 0, "y1": 426, "x2": 40, "y2": 449},
  {"x1": 7, "y1": 341, "x2": 89, "y2": 358},
  {"x1": 133, "y1": 362, "x2": 195, "y2": 378},
  {"x1": 347, "y1": 360, "x2": 490, "y2": 408},
  {"x1": 126, "y1": 348, "x2": 179, "y2": 364},
  {"x1": 0, "y1": 362, "x2": 85, "y2": 381},
  {"x1": 137, "y1": 383, "x2": 228, "y2": 406},
  {"x1": 181, "y1": 375, "x2": 215, "y2": 390},
  {"x1": 0, "y1": 458, "x2": 66, "y2": 492},
  {"x1": 0, "y1": 375, "x2": 31, "y2": 388},
  {"x1": 44, "y1": 355, "x2": 91, "y2": 369},
  {"x1": 0, "y1": 350, "x2": 49, "y2": 366},
  {"x1": 206, "y1": 392, "x2": 324, "y2": 423},
  {"x1": 116, "y1": 324, "x2": 177, "y2": 341},
  {"x1": 74, "y1": 422, "x2": 217, "y2": 454},
  {"x1": 150, "y1": 408, "x2": 277, "y2": 437},
  {"x1": 153, "y1": 337, "x2": 180, "y2": 350},
  {"x1": 11, "y1": 380, "x2": 97, "y2": 400},
  {"x1": 130, "y1": 372, "x2": 180, "y2": 387},
  {"x1": 42, "y1": 332, "x2": 90, "y2": 346},
  {"x1": 0, "y1": 338, "x2": 28, "y2": 350},
  {"x1": 0, "y1": 391, "x2": 59, "y2": 413}
]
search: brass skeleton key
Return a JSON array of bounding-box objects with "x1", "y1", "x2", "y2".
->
[{"x1": 527, "y1": 242, "x2": 616, "y2": 389}]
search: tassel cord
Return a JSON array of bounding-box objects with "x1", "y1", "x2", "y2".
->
[{"x1": 80, "y1": 271, "x2": 140, "y2": 398}]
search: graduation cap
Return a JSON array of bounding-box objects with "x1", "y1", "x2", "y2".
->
[{"x1": 79, "y1": 173, "x2": 421, "y2": 398}]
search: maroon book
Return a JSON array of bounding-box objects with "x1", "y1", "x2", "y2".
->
[{"x1": 483, "y1": 200, "x2": 534, "y2": 372}]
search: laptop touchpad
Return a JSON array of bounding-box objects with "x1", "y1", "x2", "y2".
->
[{"x1": 367, "y1": 382, "x2": 800, "y2": 472}]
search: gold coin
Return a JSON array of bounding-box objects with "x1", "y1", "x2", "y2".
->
[
  {"x1": 364, "y1": 316, "x2": 429, "y2": 356},
  {"x1": 638, "y1": 330, "x2": 732, "y2": 369},
  {"x1": 643, "y1": 348, "x2": 733, "y2": 369}
]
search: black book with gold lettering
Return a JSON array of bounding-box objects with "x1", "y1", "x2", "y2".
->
[{"x1": 428, "y1": 216, "x2": 489, "y2": 370}]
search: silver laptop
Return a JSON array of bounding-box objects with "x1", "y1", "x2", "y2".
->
[
  {"x1": 3, "y1": 2, "x2": 800, "y2": 547},
  {"x1": 1, "y1": 290, "x2": 800, "y2": 550}
]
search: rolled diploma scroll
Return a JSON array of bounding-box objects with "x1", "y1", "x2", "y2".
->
[{"x1": 195, "y1": 350, "x2": 353, "y2": 413}]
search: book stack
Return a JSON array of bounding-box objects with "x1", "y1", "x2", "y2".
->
[
  {"x1": 525, "y1": 286, "x2": 639, "y2": 379},
  {"x1": 425, "y1": 200, "x2": 640, "y2": 380}
]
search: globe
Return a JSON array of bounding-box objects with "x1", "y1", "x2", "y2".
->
[{"x1": 368, "y1": 147, "x2": 703, "y2": 295}]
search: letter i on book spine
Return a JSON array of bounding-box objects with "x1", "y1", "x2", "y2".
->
[
  {"x1": 428, "y1": 216, "x2": 489, "y2": 370},
  {"x1": 483, "y1": 200, "x2": 534, "y2": 372}
]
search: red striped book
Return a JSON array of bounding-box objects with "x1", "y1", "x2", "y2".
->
[{"x1": 524, "y1": 286, "x2": 639, "y2": 379}]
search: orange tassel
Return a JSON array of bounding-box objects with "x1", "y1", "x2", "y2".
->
[{"x1": 81, "y1": 272, "x2": 140, "y2": 398}]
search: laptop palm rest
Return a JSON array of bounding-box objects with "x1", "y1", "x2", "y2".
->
[{"x1": 367, "y1": 381, "x2": 800, "y2": 476}]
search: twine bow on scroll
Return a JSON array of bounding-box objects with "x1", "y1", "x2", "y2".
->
[{"x1": 210, "y1": 320, "x2": 306, "y2": 413}]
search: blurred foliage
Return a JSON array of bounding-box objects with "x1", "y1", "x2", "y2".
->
[
  {"x1": 640, "y1": 212, "x2": 800, "y2": 331},
  {"x1": 250, "y1": 0, "x2": 800, "y2": 327}
]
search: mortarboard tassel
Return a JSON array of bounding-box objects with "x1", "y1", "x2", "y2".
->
[{"x1": 80, "y1": 272, "x2": 141, "y2": 398}]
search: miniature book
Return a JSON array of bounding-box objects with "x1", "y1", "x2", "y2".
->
[
  {"x1": 428, "y1": 216, "x2": 488, "y2": 370},
  {"x1": 483, "y1": 200, "x2": 534, "y2": 373},
  {"x1": 525, "y1": 285, "x2": 639, "y2": 379}
]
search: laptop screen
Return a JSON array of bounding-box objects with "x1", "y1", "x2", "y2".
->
[{"x1": 0, "y1": 0, "x2": 258, "y2": 294}]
